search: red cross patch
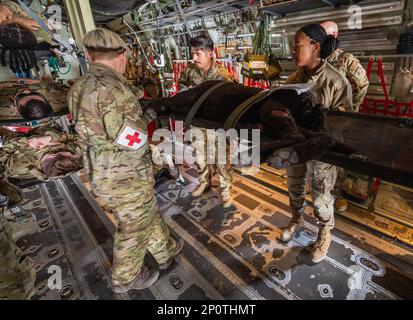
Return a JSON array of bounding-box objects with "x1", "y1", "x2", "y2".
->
[{"x1": 116, "y1": 126, "x2": 147, "y2": 150}]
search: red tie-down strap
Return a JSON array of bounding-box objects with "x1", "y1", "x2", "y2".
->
[
  {"x1": 246, "y1": 77, "x2": 256, "y2": 88},
  {"x1": 1, "y1": 125, "x2": 31, "y2": 134},
  {"x1": 171, "y1": 61, "x2": 189, "y2": 97},
  {"x1": 377, "y1": 58, "x2": 389, "y2": 100},
  {"x1": 371, "y1": 177, "x2": 381, "y2": 194},
  {"x1": 256, "y1": 80, "x2": 266, "y2": 89},
  {"x1": 262, "y1": 80, "x2": 270, "y2": 89},
  {"x1": 361, "y1": 57, "x2": 413, "y2": 118},
  {"x1": 226, "y1": 61, "x2": 239, "y2": 81},
  {"x1": 246, "y1": 78, "x2": 269, "y2": 89},
  {"x1": 232, "y1": 64, "x2": 238, "y2": 82},
  {"x1": 171, "y1": 62, "x2": 179, "y2": 96},
  {"x1": 225, "y1": 61, "x2": 234, "y2": 78},
  {"x1": 147, "y1": 119, "x2": 157, "y2": 138}
]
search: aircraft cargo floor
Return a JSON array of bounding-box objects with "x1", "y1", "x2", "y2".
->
[{"x1": 7, "y1": 166, "x2": 413, "y2": 300}]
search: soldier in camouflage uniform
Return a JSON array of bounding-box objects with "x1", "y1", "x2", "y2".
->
[
  {"x1": 321, "y1": 21, "x2": 370, "y2": 211},
  {"x1": 67, "y1": 29, "x2": 183, "y2": 293},
  {"x1": 179, "y1": 54, "x2": 235, "y2": 88},
  {"x1": 179, "y1": 63, "x2": 235, "y2": 89},
  {"x1": 0, "y1": 127, "x2": 82, "y2": 181},
  {"x1": 321, "y1": 21, "x2": 369, "y2": 112},
  {"x1": 191, "y1": 127, "x2": 233, "y2": 208},
  {"x1": 281, "y1": 24, "x2": 353, "y2": 263},
  {"x1": 180, "y1": 35, "x2": 235, "y2": 208},
  {"x1": 0, "y1": 178, "x2": 36, "y2": 300}
]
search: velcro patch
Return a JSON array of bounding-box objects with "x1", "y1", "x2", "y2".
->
[{"x1": 115, "y1": 126, "x2": 147, "y2": 150}]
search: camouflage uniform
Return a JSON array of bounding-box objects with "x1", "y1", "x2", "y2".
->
[
  {"x1": 327, "y1": 49, "x2": 369, "y2": 112},
  {"x1": 0, "y1": 181, "x2": 36, "y2": 300},
  {"x1": 179, "y1": 61, "x2": 235, "y2": 88},
  {"x1": 181, "y1": 61, "x2": 235, "y2": 199},
  {"x1": 191, "y1": 128, "x2": 233, "y2": 199},
  {"x1": 68, "y1": 62, "x2": 179, "y2": 286},
  {"x1": 286, "y1": 61, "x2": 353, "y2": 112},
  {"x1": 327, "y1": 49, "x2": 370, "y2": 201},
  {"x1": 285, "y1": 61, "x2": 353, "y2": 230},
  {"x1": 0, "y1": 128, "x2": 81, "y2": 181}
]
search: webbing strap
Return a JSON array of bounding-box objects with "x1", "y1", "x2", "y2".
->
[
  {"x1": 223, "y1": 89, "x2": 271, "y2": 130},
  {"x1": 183, "y1": 81, "x2": 228, "y2": 130}
]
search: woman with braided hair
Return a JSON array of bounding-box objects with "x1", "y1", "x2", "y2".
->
[
  {"x1": 0, "y1": 22, "x2": 40, "y2": 74},
  {"x1": 279, "y1": 23, "x2": 354, "y2": 264}
]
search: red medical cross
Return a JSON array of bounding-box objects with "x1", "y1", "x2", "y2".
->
[{"x1": 125, "y1": 132, "x2": 142, "y2": 147}]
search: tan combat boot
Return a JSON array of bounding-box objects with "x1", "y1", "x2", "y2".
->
[
  {"x1": 280, "y1": 214, "x2": 304, "y2": 243},
  {"x1": 113, "y1": 267, "x2": 159, "y2": 293},
  {"x1": 335, "y1": 197, "x2": 348, "y2": 212},
  {"x1": 221, "y1": 191, "x2": 232, "y2": 208},
  {"x1": 311, "y1": 227, "x2": 331, "y2": 263},
  {"x1": 158, "y1": 239, "x2": 185, "y2": 271},
  {"x1": 192, "y1": 181, "x2": 209, "y2": 197}
]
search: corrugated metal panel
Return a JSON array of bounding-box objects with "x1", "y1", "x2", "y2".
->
[
  {"x1": 270, "y1": 1, "x2": 405, "y2": 29},
  {"x1": 269, "y1": 1, "x2": 405, "y2": 56}
]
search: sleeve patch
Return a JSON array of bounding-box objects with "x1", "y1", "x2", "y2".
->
[{"x1": 115, "y1": 126, "x2": 147, "y2": 150}]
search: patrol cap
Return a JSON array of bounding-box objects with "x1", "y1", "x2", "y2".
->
[{"x1": 83, "y1": 28, "x2": 130, "y2": 54}]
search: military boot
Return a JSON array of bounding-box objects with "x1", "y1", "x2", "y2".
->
[
  {"x1": 335, "y1": 197, "x2": 348, "y2": 212},
  {"x1": 158, "y1": 239, "x2": 185, "y2": 271},
  {"x1": 192, "y1": 181, "x2": 209, "y2": 197},
  {"x1": 221, "y1": 190, "x2": 232, "y2": 208},
  {"x1": 113, "y1": 267, "x2": 159, "y2": 293},
  {"x1": 280, "y1": 214, "x2": 304, "y2": 243},
  {"x1": 311, "y1": 227, "x2": 331, "y2": 263}
]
